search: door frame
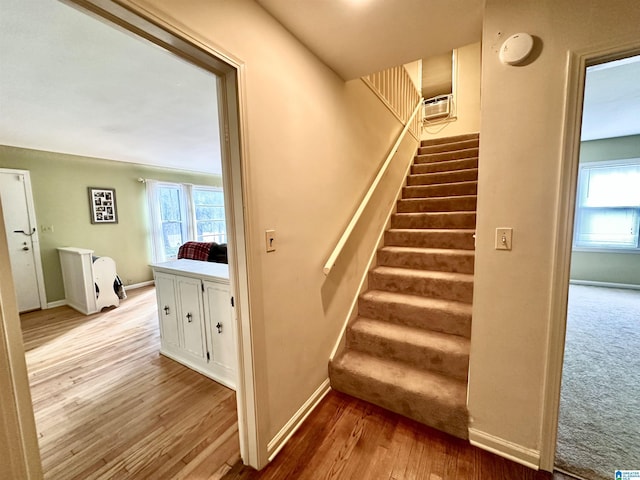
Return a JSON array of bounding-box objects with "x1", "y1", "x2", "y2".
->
[
  {"x1": 0, "y1": 0, "x2": 261, "y2": 474},
  {"x1": 539, "y1": 40, "x2": 640, "y2": 471},
  {"x1": 0, "y1": 169, "x2": 47, "y2": 311}
]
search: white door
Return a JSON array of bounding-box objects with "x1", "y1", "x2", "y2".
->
[
  {"x1": 0, "y1": 170, "x2": 45, "y2": 312},
  {"x1": 176, "y1": 276, "x2": 206, "y2": 360},
  {"x1": 154, "y1": 272, "x2": 181, "y2": 350}
]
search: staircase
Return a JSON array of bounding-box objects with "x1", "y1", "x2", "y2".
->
[{"x1": 329, "y1": 133, "x2": 479, "y2": 439}]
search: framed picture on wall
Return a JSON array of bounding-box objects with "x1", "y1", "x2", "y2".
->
[{"x1": 88, "y1": 187, "x2": 118, "y2": 224}]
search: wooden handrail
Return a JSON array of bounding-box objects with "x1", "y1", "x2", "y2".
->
[{"x1": 323, "y1": 99, "x2": 423, "y2": 275}]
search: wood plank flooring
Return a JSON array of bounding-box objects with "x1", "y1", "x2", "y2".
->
[
  {"x1": 21, "y1": 286, "x2": 240, "y2": 480},
  {"x1": 222, "y1": 391, "x2": 569, "y2": 480}
]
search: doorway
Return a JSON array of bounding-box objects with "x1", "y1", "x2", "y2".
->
[
  {"x1": 0, "y1": 0, "x2": 257, "y2": 475},
  {"x1": 552, "y1": 54, "x2": 640, "y2": 479},
  {"x1": 0, "y1": 169, "x2": 47, "y2": 312}
]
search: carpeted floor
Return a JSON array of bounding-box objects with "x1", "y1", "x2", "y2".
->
[{"x1": 556, "y1": 284, "x2": 640, "y2": 480}]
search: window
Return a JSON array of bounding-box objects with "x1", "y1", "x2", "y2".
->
[
  {"x1": 574, "y1": 160, "x2": 640, "y2": 250},
  {"x1": 147, "y1": 181, "x2": 226, "y2": 262}
]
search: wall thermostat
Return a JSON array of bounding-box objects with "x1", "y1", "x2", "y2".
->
[{"x1": 499, "y1": 33, "x2": 534, "y2": 65}]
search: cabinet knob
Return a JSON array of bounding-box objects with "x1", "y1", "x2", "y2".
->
[
  {"x1": 216, "y1": 322, "x2": 222, "y2": 334},
  {"x1": 186, "y1": 312, "x2": 193, "y2": 322},
  {"x1": 164, "y1": 305, "x2": 170, "y2": 315}
]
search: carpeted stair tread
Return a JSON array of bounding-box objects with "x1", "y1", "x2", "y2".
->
[
  {"x1": 420, "y1": 133, "x2": 479, "y2": 146},
  {"x1": 412, "y1": 157, "x2": 478, "y2": 175},
  {"x1": 347, "y1": 317, "x2": 470, "y2": 379},
  {"x1": 377, "y1": 246, "x2": 474, "y2": 273},
  {"x1": 369, "y1": 266, "x2": 473, "y2": 303},
  {"x1": 397, "y1": 195, "x2": 477, "y2": 213},
  {"x1": 329, "y1": 350, "x2": 469, "y2": 439},
  {"x1": 414, "y1": 147, "x2": 479, "y2": 164},
  {"x1": 407, "y1": 168, "x2": 478, "y2": 186},
  {"x1": 391, "y1": 211, "x2": 476, "y2": 229},
  {"x1": 402, "y1": 181, "x2": 477, "y2": 198},
  {"x1": 385, "y1": 228, "x2": 475, "y2": 250},
  {"x1": 418, "y1": 138, "x2": 479, "y2": 155},
  {"x1": 359, "y1": 290, "x2": 472, "y2": 337}
]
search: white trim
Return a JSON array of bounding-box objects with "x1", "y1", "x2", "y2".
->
[
  {"x1": 569, "y1": 279, "x2": 640, "y2": 290},
  {"x1": 540, "y1": 40, "x2": 640, "y2": 472},
  {"x1": 125, "y1": 280, "x2": 155, "y2": 290},
  {"x1": 468, "y1": 428, "x2": 540, "y2": 470},
  {"x1": 267, "y1": 379, "x2": 331, "y2": 462},
  {"x1": 46, "y1": 300, "x2": 67, "y2": 309},
  {"x1": 329, "y1": 146, "x2": 418, "y2": 360}
]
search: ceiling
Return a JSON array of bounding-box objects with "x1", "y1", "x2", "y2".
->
[
  {"x1": 0, "y1": 0, "x2": 222, "y2": 174},
  {"x1": 0, "y1": 0, "x2": 638, "y2": 175},
  {"x1": 256, "y1": 0, "x2": 483, "y2": 80},
  {"x1": 581, "y1": 55, "x2": 640, "y2": 142}
]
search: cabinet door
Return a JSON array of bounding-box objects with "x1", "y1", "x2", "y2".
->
[
  {"x1": 176, "y1": 276, "x2": 207, "y2": 360},
  {"x1": 155, "y1": 273, "x2": 180, "y2": 350},
  {"x1": 203, "y1": 281, "x2": 236, "y2": 376}
]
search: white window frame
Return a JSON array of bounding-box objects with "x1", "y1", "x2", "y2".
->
[
  {"x1": 573, "y1": 158, "x2": 640, "y2": 253},
  {"x1": 146, "y1": 180, "x2": 225, "y2": 263}
]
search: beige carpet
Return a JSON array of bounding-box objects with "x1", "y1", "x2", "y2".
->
[
  {"x1": 556, "y1": 284, "x2": 640, "y2": 480},
  {"x1": 329, "y1": 133, "x2": 478, "y2": 439}
]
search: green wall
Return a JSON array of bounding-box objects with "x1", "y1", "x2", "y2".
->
[
  {"x1": 0, "y1": 145, "x2": 221, "y2": 303},
  {"x1": 570, "y1": 134, "x2": 640, "y2": 286}
]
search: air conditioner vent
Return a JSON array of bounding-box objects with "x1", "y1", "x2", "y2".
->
[{"x1": 423, "y1": 94, "x2": 452, "y2": 121}]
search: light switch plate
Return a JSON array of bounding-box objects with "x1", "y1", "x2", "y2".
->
[
  {"x1": 265, "y1": 229, "x2": 276, "y2": 252},
  {"x1": 495, "y1": 227, "x2": 513, "y2": 250}
]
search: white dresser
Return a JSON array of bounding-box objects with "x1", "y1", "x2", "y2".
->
[
  {"x1": 58, "y1": 247, "x2": 120, "y2": 315},
  {"x1": 151, "y1": 259, "x2": 236, "y2": 390}
]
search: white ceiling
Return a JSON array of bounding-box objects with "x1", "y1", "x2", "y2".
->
[
  {"x1": 256, "y1": 0, "x2": 484, "y2": 80},
  {"x1": 581, "y1": 55, "x2": 640, "y2": 142},
  {"x1": 1, "y1": 0, "x2": 638, "y2": 175},
  {"x1": 0, "y1": 0, "x2": 222, "y2": 175}
]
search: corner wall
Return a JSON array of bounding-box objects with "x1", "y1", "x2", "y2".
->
[
  {"x1": 122, "y1": 0, "x2": 418, "y2": 464},
  {"x1": 422, "y1": 41, "x2": 481, "y2": 140},
  {"x1": 469, "y1": 0, "x2": 640, "y2": 468},
  {"x1": 570, "y1": 134, "x2": 640, "y2": 286},
  {"x1": 0, "y1": 146, "x2": 220, "y2": 303}
]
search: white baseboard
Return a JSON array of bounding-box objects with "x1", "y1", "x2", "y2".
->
[
  {"x1": 46, "y1": 299, "x2": 67, "y2": 309},
  {"x1": 469, "y1": 428, "x2": 540, "y2": 470},
  {"x1": 267, "y1": 379, "x2": 331, "y2": 462},
  {"x1": 569, "y1": 279, "x2": 640, "y2": 290},
  {"x1": 125, "y1": 280, "x2": 155, "y2": 290}
]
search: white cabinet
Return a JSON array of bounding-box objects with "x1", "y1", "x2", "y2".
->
[
  {"x1": 58, "y1": 247, "x2": 120, "y2": 315},
  {"x1": 152, "y1": 259, "x2": 236, "y2": 390}
]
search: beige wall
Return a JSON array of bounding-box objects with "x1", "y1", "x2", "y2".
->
[
  {"x1": 123, "y1": 0, "x2": 417, "y2": 461},
  {"x1": 469, "y1": 0, "x2": 640, "y2": 464},
  {"x1": 422, "y1": 41, "x2": 481, "y2": 140},
  {"x1": 570, "y1": 135, "x2": 640, "y2": 286}
]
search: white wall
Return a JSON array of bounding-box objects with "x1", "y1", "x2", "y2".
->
[
  {"x1": 468, "y1": 0, "x2": 640, "y2": 468},
  {"x1": 422, "y1": 41, "x2": 481, "y2": 140}
]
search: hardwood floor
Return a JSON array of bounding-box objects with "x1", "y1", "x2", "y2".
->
[
  {"x1": 21, "y1": 286, "x2": 240, "y2": 480},
  {"x1": 222, "y1": 391, "x2": 568, "y2": 480}
]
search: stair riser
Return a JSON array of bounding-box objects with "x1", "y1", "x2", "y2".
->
[
  {"x1": 346, "y1": 329, "x2": 469, "y2": 380},
  {"x1": 369, "y1": 270, "x2": 473, "y2": 303},
  {"x1": 328, "y1": 364, "x2": 469, "y2": 439},
  {"x1": 397, "y1": 197, "x2": 477, "y2": 213},
  {"x1": 377, "y1": 249, "x2": 474, "y2": 274},
  {"x1": 412, "y1": 158, "x2": 478, "y2": 175},
  {"x1": 385, "y1": 230, "x2": 475, "y2": 250},
  {"x1": 403, "y1": 182, "x2": 477, "y2": 199},
  {"x1": 391, "y1": 213, "x2": 476, "y2": 229},
  {"x1": 421, "y1": 133, "x2": 479, "y2": 147},
  {"x1": 358, "y1": 295, "x2": 471, "y2": 337},
  {"x1": 415, "y1": 148, "x2": 479, "y2": 164},
  {"x1": 407, "y1": 169, "x2": 478, "y2": 186},
  {"x1": 418, "y1": 139, "x2": 479, "y2": 155}
]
